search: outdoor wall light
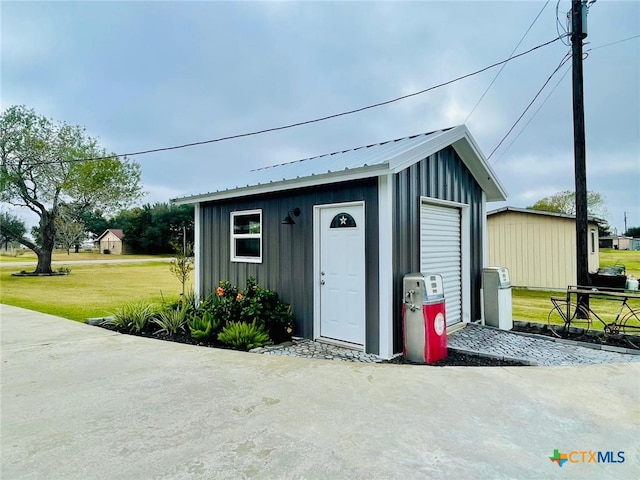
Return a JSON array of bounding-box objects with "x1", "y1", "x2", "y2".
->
[{"x1": 281, "y1": 207, "x2": 301, "y2": 225}]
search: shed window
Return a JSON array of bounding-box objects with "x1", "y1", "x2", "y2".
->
[
  {"x1": 590, "y1": 229, "x2": 596, "y2": 254},
  {"x1": 231, "y1": 210, "x2": 262, "y2": 263},
  {"x1": 330, "y1": 212, "x2": 357, "y2": 228}
]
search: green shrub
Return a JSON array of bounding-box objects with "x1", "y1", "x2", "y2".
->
[
  {"x1": 217, "y1": 320, "x2": 272, "y2": 350},
  {"x1": 182, "y1": 288, "x2": 198, "y2": 312},
  {"x1": 205, "y1": 278, "x2": 295, "y2": 343},
  {"x1": 204, "y1": 280, "x2": 241, "y2": 326},
  {"x1": 238, "y1": 278, "x2": 294, "y2": 343},
  {"x1": 107, "y1": 301, "x2": 156, "y2": 333},
  {"x1": 187, "y1": 310, "x2": 221, "y2": 340},
  {"x1": 153, "y1": 306, "x2": 188, "y2": 335}
]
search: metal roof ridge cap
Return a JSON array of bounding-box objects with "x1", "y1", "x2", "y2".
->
[
  {"x1": 249, "y1": 129, "x2": 443, "y2": 173},
  {"x1": 387, "y1": 128, "x2": 460, "y2": 173}
]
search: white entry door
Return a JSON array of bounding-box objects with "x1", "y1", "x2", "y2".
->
[{"x1": 318, "y1": 203, "x2": 365, "y2": 345}]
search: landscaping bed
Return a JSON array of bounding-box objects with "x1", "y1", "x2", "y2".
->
[
  {"x1": 512, "y1": 321, "x2": 640, "y2": 351},
  {"x1": 97, "y1": 320, "x2": 234, "y2": 350},
  {"x1": 88, "y1": 278, "x2": 295, "y2": 353}
]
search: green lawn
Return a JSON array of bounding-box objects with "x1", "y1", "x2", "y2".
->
[
  {"x1": 0, "y1": 262, "x2": 191, "y2": 321},
  {"x1": 1, "y1": 248, "x2": 637, "y2": 328},
  {"x1": 513, "y1": 248, "x2": 640, "y2": 328},
  {"x1": 0, "y1": 251, "x2": 170, "y2": 262},
  {"x1": 599, "y1": 248, "x2": 640, "y2": 278}
]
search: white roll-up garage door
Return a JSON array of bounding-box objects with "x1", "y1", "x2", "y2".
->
[{"x1": 420, "y1": 202, "x2": 462, "y2": 326}]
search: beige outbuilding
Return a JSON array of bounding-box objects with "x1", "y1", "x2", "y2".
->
[
  {"x1": 96, "y1": 229, "x2": 126, "y2": 255},
  {"x1": 487, "y1": 207, "x2": 600, "y2": 290}
]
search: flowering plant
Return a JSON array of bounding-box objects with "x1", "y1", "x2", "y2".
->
[{"x1": 200, "y1": 277, "x2": 294, "y2": 343}]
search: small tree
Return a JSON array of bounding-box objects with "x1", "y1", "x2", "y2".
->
[
  {"x1": 169, "y1": 241, "x2": 194, "y2": 297},
  {"x1": 55, "y1": 205, "x2": 85, "y2": 255},
  {"x1": 0, "y1": 211, "x2": 26, "y2": 251}
]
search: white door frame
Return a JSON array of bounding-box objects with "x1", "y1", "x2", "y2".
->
[
  {"x1": 420, "y1": 196, "x2": 471, "y2": 325},
  {"x1": 313, "y1": 201, "x2": 366, "y2": 349}
]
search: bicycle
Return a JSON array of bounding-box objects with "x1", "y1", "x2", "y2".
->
[{"x1": 547, "y1": 286, "x2": 640, "y2": 348}]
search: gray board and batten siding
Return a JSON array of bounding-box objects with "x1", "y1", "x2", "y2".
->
[
  {"x1": 197, "y1": 145, "x2": 483, "y2": 355},
  {"x1": 199, "y1": 178, "x2": 381, "y2": 353},
  {"x1": 392, "y1": 146, "x2": 484, "y2": 352},
  {"x1": 176, "y1": 125, "x2": 507, "y2": 357}
]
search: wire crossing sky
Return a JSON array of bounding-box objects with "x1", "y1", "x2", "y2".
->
[{"x1": 2, "y1": 1, "x2": 639, "y2": 232}]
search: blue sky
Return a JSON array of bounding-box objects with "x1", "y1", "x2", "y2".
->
[{"x1": 2, "y1": 1, "x2": 639, "y2": 232}]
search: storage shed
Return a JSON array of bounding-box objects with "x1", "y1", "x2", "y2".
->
[
  {"x1": 96, "y1": 229, "x2": 126, "y2": 255},
  {"x1": 487, "y1": 207, "x2": 600, "y2": 290},
  {"x1": 174, "y1": 125, "x2": 507, "y2": 358},
  {"x1": 599, "y1": 235, "x2": 635, "y2": 251}
]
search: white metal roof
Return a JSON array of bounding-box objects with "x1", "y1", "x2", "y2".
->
[{"x1": 173, "y1": 125, "x2": 507, "y2": 204}]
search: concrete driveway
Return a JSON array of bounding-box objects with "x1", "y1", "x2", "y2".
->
[{"x1": 1, "y1": 304, "x2": 638, "y2": 479}]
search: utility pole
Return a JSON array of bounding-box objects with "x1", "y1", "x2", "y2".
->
[
  {"x1": 571, "y1": 0, "x2": 589, "y2": 307},
  {"x1": 624, "y1": 211, "x2": 628, "y2": 235}
]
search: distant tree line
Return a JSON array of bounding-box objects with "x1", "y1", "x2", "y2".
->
[
  {"x1": 17, "y1": 201, "x2": 194, "y2": 255},
  {"x1": 109, "y1": 202, "x2": 194, "y2": 254},
  {"x1": 83, "y1": 202, "x2": 194, "y2": 254}
]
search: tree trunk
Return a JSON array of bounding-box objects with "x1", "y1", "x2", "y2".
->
[{"x1": 34, "y1": 213, "x2": 56, "y2": 274}]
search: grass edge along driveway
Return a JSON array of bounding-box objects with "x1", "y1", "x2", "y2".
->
[{"x1": 0, "y1": 261, "x2": 190, "y2": 321}]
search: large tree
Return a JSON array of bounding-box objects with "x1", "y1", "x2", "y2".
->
[
  {"x1": 0, "y1": 105, "x2": 143, "y2": 273},
  {"x1": 528, "y1": 190, "x2": 608, "y2": 218},
  {"x1": 528, "y1": 190, "x2": 611, "y2": 234}
]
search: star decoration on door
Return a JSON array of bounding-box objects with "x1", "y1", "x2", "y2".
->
[{"x1": 330, "y1": 212, "x2": 356, "y2": 228}]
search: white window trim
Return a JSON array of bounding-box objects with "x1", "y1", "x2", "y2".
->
[{"x1": 230, "y1": 209, "x2": 262, "y2": 263}]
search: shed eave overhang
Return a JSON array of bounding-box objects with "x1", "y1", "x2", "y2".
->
[
  {"x1": 172, "y1": 164, "x2": 390, "y2": 205},
  {"x1": 450, "y1": 126, "x2": 508, "y2": 202}
]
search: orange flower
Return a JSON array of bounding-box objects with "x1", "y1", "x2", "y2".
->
[
  {"x1": 236, "y1": 293, "x2": 244, "y2": 300},
  {"x1": 216, "y1": 287, "x2": 224, "y2": 296}
]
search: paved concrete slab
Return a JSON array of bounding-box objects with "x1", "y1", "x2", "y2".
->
[{"x1": 1, "y1": 304, "x2": 639, "y2": 479}]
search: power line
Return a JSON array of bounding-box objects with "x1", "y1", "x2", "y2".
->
[
  {"x1": 492, "y1": 59, "x2": 572, "y2": 164},
  {"x1": 465, "y1": 0, "x2": 550, "y2": 123},
  {"x1": 490, "y1": 32, "x2": 639, "y2": 163},
  {"x1": 488, "y1": 51, "x2": 573, "y2": 162},
  {"x1": 22, "y1": 35, "x2": 564, "y2": 166},
  {"x1": 556, "y1": 0, "x2": 571, "y2": 46},
  {"x1": 586, "y1": 33, "x2": 640, "y2": 51}
]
